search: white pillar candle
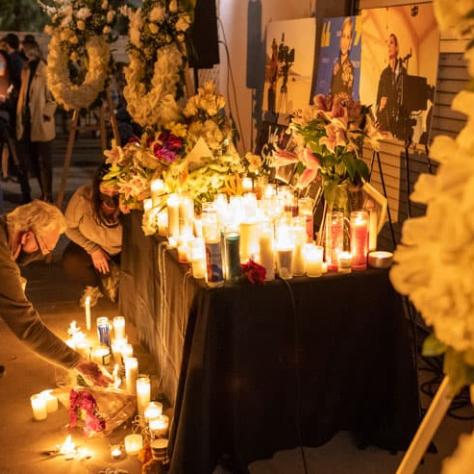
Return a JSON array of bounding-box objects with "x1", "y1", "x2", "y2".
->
[
  {"x1": 303, "y1": 244, "x2": 323, "y2": 278},
  {"x1": 40, "y1": 390, "x2": 59, "y2": 413},
  {"x1": 337, "y1": 251, "x2": 352, "y2": 273},
  {"x1": 111, "y1": 444, "x2": 123, "y2": 460},
  {"x1": 149, "y1": 414, "x2": 170, "y2": 438},
  {"x1": 151, "y1": 179, "x2": 165, "y2": 206},
  {"x1": 239, "y1": 221, "x2": 259, "y2": 263},
  {"x1": 144, "y1": 401, "x2": 163, "y2": 422},
  {"x1": 158, "y1": 210, "x2": 168, "y2": 237},
  {"x1": 191, "y1": 239, "x2": 206, "y2": 279},
  {"x1": 125, "y1": 357, "x2": 138, "y2": 395},
  {"x1": 111, "y1": 338, "x2": 127, "y2": 364},
  {"x1": 242, "y1": 177, "x2": 253, "y2": 193},
  {"x1": 124, "y1": 434, "x2": 143, "y2": 456},
  {"x1": 121, "y1": 343, "x2": 134, "y2": 360},
  {"x1": 113, "y1": 316, "x2": 126, "y2": 340},
  {"x1": 292, "y1": 219, "x2": 307, "y2": 276},
  {"x1": 84, "y1": 296, "x2": 91, "y2": 332},
  {"x1": 258, "y1": 222, "x2": 275, "y2": 281},
  {"x1": 167, "y1": 194, "x2": 180, "y2": 239},
  {"x1": 136, "y1": 375, "x2": 151, "y2": 416},
  {"x1": 30, "y1": 394, "x2": 47, "y2": 421}
]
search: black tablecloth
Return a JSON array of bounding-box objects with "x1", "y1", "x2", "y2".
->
[{"x1": 120, "y1": 212, "x2": 420, "y2": 474}]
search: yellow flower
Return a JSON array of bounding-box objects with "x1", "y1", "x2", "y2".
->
[
  {"x1": 77, "y1": 20, "x2": 86, "y2": 31},
  {"x1": 169, "y1": 122, "x2": 188, "y2": 138},
  {"x1": 149, "y1": 22, "x2": 159, "y2": 34},
  {"x1": 245, "y1": 153, "x2": 262, "y2": 174}
]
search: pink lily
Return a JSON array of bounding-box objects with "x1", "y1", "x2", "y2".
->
[
  {"x1": 320, "y1": 123, "x2": 347, "y2": 152},
  {"x1": 273, "y1": 148, "x2": 299, "y2": 167},
  {"x1": 297, "y1": 148, "x2": 321, "y2": 188}
]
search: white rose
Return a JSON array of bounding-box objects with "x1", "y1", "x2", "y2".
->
[
  {"x1": 176, "y1": 15, "x2": 191, "y2": 32},
  {"x1": 149, "y1": 6, "x2": 165, "y2": 23},
  {"x1": 76, "y1": 7, "x2": 92, "y2": 20},
  {"x1": 169, "y1": 0, "x2": 178, "y2": 13},
  {"x1": 107, "y1": 10, "x2": 115, "y2": 23}
]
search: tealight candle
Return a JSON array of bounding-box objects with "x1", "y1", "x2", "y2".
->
[
  {"x1": 136, "y1": 374, "x2": 151, "y2": 416},
  {"x1": 84, "y1": 295, "x2": 91, "y2": 331},
  {"x1": 337, "y1": 251, "x2": 352, "y2": 273},
  {"x1": 368, "y1": 251, "x2": 393, "y2": 269},
  {"x1": 167, "y1": 194, "x2": 180, "y2": 239},
  {"x1": 111, "y1": 444, "x2": 124, "y2": 460},
  {"x1": 124, "y1": 434, "x2": 143, "y2": 456},
  {"x1": 40, "y1": 389, "x2": 58, "y2": 413},
  {"x1": 149, "y1": 414, "x2": 170, "y2": 438},
  {"x1": 303, "y1": 243, "x2": 323, "y2": 278},
  {"x1": 125, "y1": 357, "x2": 138, "y2": 395},
  {"x1": 30, "y1": 394, "x2": 47, "y2": 421},
  {"x1": 151, "y1": 179, "x2": 165, "y2": 206},
  {"x1": 144, "y1": 401, "x2": 163, "y2": 422},
  {"x1": 113, "y1": 316, "x2": 126, "y2": 340}
]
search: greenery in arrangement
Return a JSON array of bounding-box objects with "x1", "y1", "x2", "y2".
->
[{"x1": 0, "y1": 0, "x2": 49, "y2": 32}]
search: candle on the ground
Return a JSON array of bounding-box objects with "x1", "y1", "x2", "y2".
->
[
  {"x1": 113, "y1": 316, "x2": 125, "y2": 340},
  {"x1": 239, "y1": 221, "x2": 259, "y2": 263},
  {"x1": 151, "y1": 179, "x2": 165, "y2": 207},
  {"x1": 368, "y1": 251, "x2": 393, "y2": 269},
  {"x1": 350, "y1": 211, "x2": 369, "y2": 271},
  {"x1": 136, "y1": 374, "x2": 151, "y2": 416},
  {"x1": 303, "y1": 243, "x2": 323, "y2": 278},
  {"x1": 242, "y1": 176, "x2": 253, "y2": 193},
  {"x1": 111, "y1": 444, "x2": 123, "y2": 460},
  {"x1": 124, "y1": 434, "x2": 143, "y2": 456},
  {"x1": 84, "y1": 296, "x2": 91, "y2": 331},
  {"x1": 149, "y1": 414, "x2": 169, "y2": 438},
  {"x1": 30, "y1": 394, "x2": 47, "y2": 421},
  {"x1": 40, "y1": 390, "x2": 58, "y2": 413},
  {"x1": 96, "y1": 316, "x2": 111, "y2": 346},
  {"x1": 167, "y1": 194, "x2": 180, "y2": 240},
  {"x1": 125, "y1": 357, "x2": 138, "y2": 395},
  {"x1": 144, "y1": 401, "x2": 163, "y2": 422}
]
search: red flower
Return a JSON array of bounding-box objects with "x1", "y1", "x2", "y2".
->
[{"x1": 241, "y1": 259, "x2": 266, "y2": 285}]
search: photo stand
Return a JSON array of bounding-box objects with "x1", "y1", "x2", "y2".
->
[{"x1": 55, "y1": 85, "x2": 120, "y2": 209}]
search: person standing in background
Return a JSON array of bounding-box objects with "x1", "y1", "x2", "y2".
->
[{"x1": 16, "y1": 39, "x2": 56, "y2": 203}]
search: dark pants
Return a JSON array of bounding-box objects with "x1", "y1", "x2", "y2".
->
[
  {"x1": 19, "y1": 139, "x2": 53, "y2": 201},
  {"x1": 62, "y1": 241, "x2": 121, "y2": 288}
]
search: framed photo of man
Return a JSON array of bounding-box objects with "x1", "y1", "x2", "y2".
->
[{"x1": 359, "y1": 4, "x2": 440, "y2": 145}]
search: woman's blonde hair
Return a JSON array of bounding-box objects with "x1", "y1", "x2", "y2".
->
[{"x1": 6, "y1": 200, "x2": 67, "y2": 239}]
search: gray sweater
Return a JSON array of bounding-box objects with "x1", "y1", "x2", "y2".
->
[{"x1": 0, "y1": 217, "x2": 80, "y2": 369}]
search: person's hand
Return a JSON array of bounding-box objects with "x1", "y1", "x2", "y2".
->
[
  {"x1": 91, "y1": 249, "x2": 110, "y2": 274},
  {"x1": 43, "y1": 114, "x2": 51, "y2": 122},
  {"x1": 75, "y1": 359, "x2": 112, "y2": 387}
]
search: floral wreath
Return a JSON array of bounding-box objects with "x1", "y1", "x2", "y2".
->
[
  {"x1": 47, "y1": 33, "x2": 110, "y2": 111},
  {"x1": 123, "y1": 0, "x2": 192, "y2": 129}
]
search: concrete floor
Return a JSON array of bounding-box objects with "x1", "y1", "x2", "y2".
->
[{"x1": 0, "y1": 133, "x2": 473, "y2": 473}]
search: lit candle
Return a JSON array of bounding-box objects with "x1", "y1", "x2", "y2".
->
[
  {"x1": 337, "y1": 251, "x2": 352, "y2": 273},
  {"x1": 111, "y1": 337, "x2": 127, "y2": 364},
  {"x1": 190, "y1": 239, "x2": 206, "y2": 279},
  {"x1": 276, "y1": 223, "x2": 294, "y2": 279},
  {"x1": 84, "y1": 296, "x2": 91, "y2": 331},
  {"x1": 113, "y1": 364, "x2": 121, "y2": 389},
  {"x1": 350, "y1": 211, "x2": 369, "y2": 271},
  {"x1": 91, "y1": 345, "x2": 111, "y2": 365},
  {"x1": 144, "y1": 401, "x2": 163, "y2": 422},
  {"x1": 177, "y1": 233, "x2": 193, "y2": 264},
  {"x1": 303, "y1": 243, "x2": 323, "y2": 278},
  {"x1": 368, "y1": 251, "x2": 393, "y2": 269},
  {"x1": 96, "y1": 316, "x2": 111, "y2": 346},
  {"x1": 239, "y1": 221, "x2": 259, "y2": 263},
  {"x1": 325, "y1": 210, "x2": 344, "y2": 271},
  {"x1": 224, "y1": 229, "x2": 241, "y2": 281},
  {"x1": 151, "y1": 179, "x2": 165, "y2": 207},
  {"x1": 194, "y1": 217, "x2": 203, "y2": 239},
  {"x1": 111, "y1": 444, "x2": 123, "y2": 460},
  {"x1": 298, "y1": 198, "x2": 314, "y2": 242},
  {"x1": 179, "y1": 195, "x2": 194, "y2": 236},
  {"x1": 125, "y1": 357, "x2": 138, "y2": 395},
  {"x1": 121, "y1": 343, "x2": 134, "y2": 360},
  {"x1": 242, "y1": 176, "x2": 253, "y2": 193},
  {"x1": 263, "y1": 184, "x2": 277, "y2": 199},
  {"x1": 143, "y1": 198, "x2": 153, "y2": 213},
  {"x1": 292, "y1": 218, "x2": 307, "y2": 276},
  {"x1": 149, "y1": 414, "x2": 169, "y2": 438},
  {"x1": 158, "y1": 210, "x2": 168, "y2": 237},
  {"x1": 167, "y1": 194, "x2": 180, "y2": 239},
  {"x1": 124, "y1": 434, "x2": 143, "y2": 456},
  {"x1": 30, "y1": 394, "x2": 47, "y2": 421},
  {"x1": 59, "y1": 435, "x2": 76, "y2": 460},
  {"x1": 113, "y1": 316, "x2": 125, "y2": 340},
  {"x1": 258, "y1": 221, "x2": 274, "y2": 281},
  {"x1": 136, "y1": 374, "x2": 151, "y2": 416},
  {"x1": 40, "y1": 390, "x2": 58, "y2": 413}
]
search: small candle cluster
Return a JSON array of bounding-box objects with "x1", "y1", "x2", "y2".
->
[
  {"x1": 144, "y1": 179, "x2": 382, "y2": 282},
  {"x1": 30, "y1": 389, "x2": 59, "y2": 421}
]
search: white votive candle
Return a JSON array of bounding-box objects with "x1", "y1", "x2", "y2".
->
[
  {"x1": 144, "y1": 401, "x2": 163, "y2": 422},
  {"x1": 40, "y1": 390, "x2": 58, "y2": 413},
  {"x1": 125, "y1": 357, "x2": 138, "y2": 395},
  {"x1": 136, "y1": 374, "x2": 151, "y2": 416},
  {"x1": 124, "y1": 434, "x2": 143, "y2": 456},
  {"x1": 30, "y1": 394, "x2": 47, "y2": 421},
  {"x1": 113, "y1": 316, "x2": 126, "y2": 340},
  {"x1": 149, "y1": 414, "x2": 170, "y2": 438}
]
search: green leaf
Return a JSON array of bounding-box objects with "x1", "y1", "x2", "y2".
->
[
  {"x1": 422, "y1": 333, "x2": 447, "y2": 357},
  {"x1": 444, "y1": 348, "x2": 474, "y2": 396},
  {"x1": 355, "y1": 159, "x2": 369, "y2": 181}
]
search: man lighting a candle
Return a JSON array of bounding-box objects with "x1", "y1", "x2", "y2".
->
[{"x1": 0, "y1": 200, "x2": 110, "y2": 385}]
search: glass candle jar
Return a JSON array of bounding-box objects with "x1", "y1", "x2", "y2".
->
[{"x1": 350, "y1": 211, "x2": 369, "y2": 271}]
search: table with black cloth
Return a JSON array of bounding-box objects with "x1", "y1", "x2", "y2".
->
[{"x1": 119, "y1": 212, "x2": 420, "y2": 474}]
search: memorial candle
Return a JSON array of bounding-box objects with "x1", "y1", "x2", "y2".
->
[
  {"x1": 224, "y1": 229, "x2": 241, "y2": 281},
  {"x1": 124, "y1": 434, "x2": 143, "y2": 456},
  {"x1": 303, "y1": 243, "x2": 323, "y2": 278},
  {"x1": 325, "y1": 211, "x2": 344, "y2": 271},
  {"x1": 149, "y1": 414, "x2": 169, "y2": 438},
  {"x1": 350, "y1": 211, "x2": 369, "y2": 271},
  {"x1": 40, "y1": 390, "x2": 58, "y2": 413},
  {"x1": 298, "y1": 198, "x2": 314, "y2": 242},
  {"x1": 167, "y1": 194, "x2": 180, "y2": 239},
  {"x1": 291, "y1": 218, "x2": 307, "y2": 276},
  {"x1": 179, "y1": 195, "x2": 194, "y2": 236},
  {"x1": 242, "y1": 177, "x2": 253, "y2": 193},
  {"x1": 30, "y1": 394, "x2": 47, "y2": 421},
  {"x1": 276, "y1": 223, "x2": 294, "y2": 279},
  {"x1": 239, "y1": 221, "x2": 259, "y2": 263},
  {"x1": 121, "y1": 342, "x2": 134, "y2": 360},
  {"x1": 337, "y1": 251, "x2": 352, "y2": 273},
  {"x1": 136, "y1": 375, "x2": 151, "y2": 416},
  {"x1": 113, "y1": 316, "x2": 125, "y2": 340},
  {"x1": 125, "y1": 357, "x2": 138, "y2": 395},
  {"x1": 258, "y1": 222, "x2": 275, "y2": 281},
  {"x1": 144, "y1": 401, "x2": 163, "y2": 422},
  {"x1": 84, "y1": 296, "x2": 91, "y2": 331},
  {"x1": 190, "y1": 239, "x2": 206, "y2": 279},
  {"x1": 158, "y1": 211, "x2": 168, "y2": 237},
  {"x1": 151, "y1": 179, "x2": 165, "y2": 206},
  {"x1": 96, "y1": 316, "x2": 111, "y2": 346}
]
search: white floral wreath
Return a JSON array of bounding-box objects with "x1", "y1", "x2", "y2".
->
[
  {"x1": 124, "y1": 44, "x2": 183, "y2": 128},
  {"x1": 47, "y1": 33, "x2": 110, "y2": 111}
]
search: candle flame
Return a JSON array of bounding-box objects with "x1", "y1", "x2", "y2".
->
[{"x1": 59, "y1": 435, "x2": 76, "y2": 457}]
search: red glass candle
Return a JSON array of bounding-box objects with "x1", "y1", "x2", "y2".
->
[
  {"x1": 325, "y1": 211, "x2": 344, "y2": 271},
  {"x1": 350, "y1": 211, "x2": 369, "y2": 271}
]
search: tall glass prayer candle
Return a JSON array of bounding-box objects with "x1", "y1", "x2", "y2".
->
[
  {"x1": 350, "y1": 211, "x2": 369, "y2": 271},
  {"x1": 203, "y1": 221, "x2": 224, "y2": 287},
  {"x1": 276, "y1": 222, "x2": 294, "y2": 279},
  {"x1": 96, "y1": 316, "x2": 111, "y2": 346},
  {"x1": 167, "y1": 194, "x2": 180, "y2": 239},
  {"x1": 177, "y1": 231, "x2": 193, "y2": 264},
  {"x1": 39, "y1": 390, "x2": 58, "y2": 413},
  {"x1": 292, "y1": 218, "x2": 307, "y2": 276},
  {"x1": 325, "y1": 211, "x2": 344, "y2": 271},
  {"x1": 242, "y1": 193, "x2": 258, "y2": 221},
  {"x1": 298, "y1": 198, "x2": 314, "y2": 242},
  {"x1": 30, "y1": 394, "x2": 47, "y2": 421},
  {"x1": 258, "y1": 221, "x2": 275, "y2": 281},
  {"x1": 158, "y1": 210, "x2": 168, "y2": 237},
  {"x1": 179, "y1": 195, "x2": 194, "y2": 236},
  {"x1": 113, "y1": 316, "x2": 125, "y2": 340},
  {"x1": 136, "y1": 374, "x2": 151, "y2": 416},
  {"x1": 242, "y1": 176, "x2": 253, "y2": 193},
  {"x1": 84, "y1": 295, "x2": 92, "y2": 331},
  {"x1": 194, "y1": 217, "x2": 203, "y2": 239},
  {"x1": 121, "y1": 342, "x2": 134, "y2": 360},
  {"x1": 125, "y1": 357, "x2": 138, "y2": 395},
  {"x1": 303, "y1": 243, "x2": 323, "y2": 277},
  {"x1": 190, "y1": 239, "x2": 206, "y2": 279},
  {"x1": 254, "y1": 175, "x2": 268, "y2": 200},
  {"x1": 224, "y1": 229, "x2": 241, "y2": 281},
  {"x1": 239, "y1": 221, "x2": 259, "y2": 263},
  {"x1": 143, "y1": 198, "x2": 153, "y2": 213},
  {"x1": 151, "y1": 179, "x2": 165, "y2": 206}
]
